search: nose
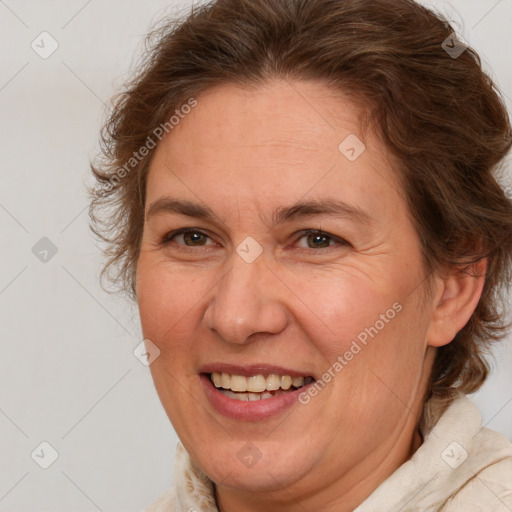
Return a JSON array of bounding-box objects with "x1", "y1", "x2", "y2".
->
[{"x1": 202, "y1": 250, "x2": 289, "y2": 345}]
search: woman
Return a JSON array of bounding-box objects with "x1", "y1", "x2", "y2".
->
[{"x1": 90, "y1": 0, "x2": 512, "y2": 510}]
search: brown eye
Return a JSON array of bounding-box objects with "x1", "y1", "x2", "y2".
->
[
  {"x1": 305, "y1": 232, "x2": 332, "y2": 249},
  {"x1": 295, "y1": 230, "x2": 348, "y2": 250},
  {"x1": 181, "y1": 231, "x2": 208, "y2": 246},
  {"x1": 162, "y1": 229, "x2": 212, "y2": 247}
]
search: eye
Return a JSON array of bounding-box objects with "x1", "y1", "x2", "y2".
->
[
  {"x1": 161, "y1": 228, "x2": 214, "y2": 247},
  {"x1": 294, "y1": 230, "x2": 348, "y2": 250},
  {"x1": 160, "y1": 228, "x2": 348, "y2": 251}
]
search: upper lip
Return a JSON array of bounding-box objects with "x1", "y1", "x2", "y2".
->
[{"x1": 199, "y1": 363, "x2": 314, "y2": 378}]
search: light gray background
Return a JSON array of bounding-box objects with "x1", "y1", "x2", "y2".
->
[{"x1": 0, "y1": 0, "x2": 511, "y2": 510}]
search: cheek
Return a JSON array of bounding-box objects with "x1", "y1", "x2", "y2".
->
[
  {"x1": 136, "y1": 256, "x2": 205, "y2": 348},
  {"x1": 293, "y1": 268, "x2": 429, "y2": 386},
  {"x1": 137, "y1": 243, "x2": 429, "y2": 367},
  {"x1": 136, "y1": 258, "x2": 207, "y2": 422},
  {"x1": 289, "y1": 271, "x2": 398, "y2": 357}
]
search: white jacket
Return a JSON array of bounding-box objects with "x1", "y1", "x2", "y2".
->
[{"x1": 143, "y1": 394, "x2": 512, "y2": 511}]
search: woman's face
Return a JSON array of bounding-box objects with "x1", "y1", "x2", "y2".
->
[{"x1": 137, "y1": 80, "x2": 439, "y2": 504}]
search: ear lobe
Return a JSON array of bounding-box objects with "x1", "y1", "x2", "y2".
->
[{"x1": 427, "y1": 259, "x2": 487, "y2": 348}]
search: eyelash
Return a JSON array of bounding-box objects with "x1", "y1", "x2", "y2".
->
[{"x1": 160, "y1": 228, "x2": 349, "y2": 251}]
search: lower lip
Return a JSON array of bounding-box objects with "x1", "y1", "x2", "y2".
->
[{"x1": 200, "y1": 374, "x2": 313, "y2": 421}]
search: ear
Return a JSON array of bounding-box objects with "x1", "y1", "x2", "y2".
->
[{"x1": 427, "y1": 259, "x2": 487, "y2": 348}]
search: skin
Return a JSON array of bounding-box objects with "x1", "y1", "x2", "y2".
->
[{"x1": 136, "y1": 80, "x2": 485, "y2": 512}]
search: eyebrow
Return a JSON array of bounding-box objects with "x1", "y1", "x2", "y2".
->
[{"x1": 146, "y1": 197, "x2": 373, "y2": 227}]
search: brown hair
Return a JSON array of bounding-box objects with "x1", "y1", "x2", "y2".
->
[{"x1": 90, "y1": 0, "x2": 512, "y2": 406}]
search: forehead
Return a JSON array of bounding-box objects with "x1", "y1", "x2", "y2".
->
[
  {"x1": 166, "y1": 80, "x2": 364, "y2": 156},
  {"x1": 145, "y1": 80, "x2": 404, "y2": 220}
]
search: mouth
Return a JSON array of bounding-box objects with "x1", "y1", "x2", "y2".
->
[{"x1": 206, "y1": 371, "x2": 315, "y2": 401}]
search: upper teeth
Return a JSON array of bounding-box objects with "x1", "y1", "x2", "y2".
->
[{"x1": 210, "y1": 372, "x2": 311, "y2": 393}]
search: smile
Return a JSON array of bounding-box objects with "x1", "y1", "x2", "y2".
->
[{"x1": 209, "y1": 372, "x2": 315, "y2": 401}]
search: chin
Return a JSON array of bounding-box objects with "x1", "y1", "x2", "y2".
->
[{"x1": 194, "y1": 441, "x2": 312, "y2": 493}]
